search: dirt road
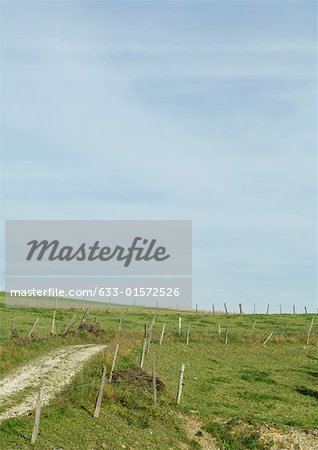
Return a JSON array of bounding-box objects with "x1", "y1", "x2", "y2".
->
[{"x1": 0, "y1": 344, "x2": 106, "y2": 422}]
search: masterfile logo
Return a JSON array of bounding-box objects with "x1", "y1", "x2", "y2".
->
[{"x1": 5, "y1": 220, "x2": 192, "y2": 308}]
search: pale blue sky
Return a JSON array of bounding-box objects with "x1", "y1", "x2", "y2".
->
[{"x1": 1, "y1": 1, "x2": 317, "y2": 312}]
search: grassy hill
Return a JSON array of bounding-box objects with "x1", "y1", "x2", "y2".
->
[{"x1": 0, "y1": 294, "x2": 317, "y2": 449}]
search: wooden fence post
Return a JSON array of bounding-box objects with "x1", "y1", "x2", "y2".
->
[
  {"x1": 109, "y1": 344, "x2": 119, "y2": 383},
  {"x1": 93, "y1": 366, "x2": 106, "y2": 418},
  {"x1": 306, "y1": 318, "x2": 315, "y2": 345},
  {"x1": 28, "y1": 318, "x2": 39, "y2": 338},
  {"x1": 146, "y1": 318, "x2": 155, "y2": 354},
  {"x1": 177, "y1": 364, "x2": 185, "y2": 404},
  {"x1": 218, "y1": 323, "x2": 221, "y2": 336},
  {"x1": 263, "y1": 332, "x2": 274, "y2": 346},
  {"x1": 305, "y1": 306, "x2": 308, "y2": 314},
  {"x1": 152, "y1": 361, "x2": 157, "y2": 404},
  {"x1": 225, "y1": 327, "x2": 229, "y2": 344},
  {"x1": 118, "y1": 313, "x2": 123, "y2": 332},
  {"x1": 279, "y1": 304, "x2": 282, "y2": 315},
  {"x1": 224, "y1": 303, "x2": 228, "y2": 315},
  {"x1": 266, "y1": 304, "x2": 270, "y2": 315},
  {"x1": 212, "y1": 303, "x2": 215, "y2": 314},
  {"x1": 253, "y1": 304, "x2": 256, "y2": 314},
  {"x1": 62, "y1": 314, "x2": 77, "y2": 335},
  {"x1": 11, "y1": 317, "x2": 16, "y2": 336},
  {"x1": 178, "y1": 317, "x2": 182, "y2": 335},
  {"x1": 51, "y1": 310, "x2": 56, "y2": 335},
  {"x1": 293, "y1": 304, "x2": 296, "y2": 315},
  {"x1": 186, "y1": 324, "x2": 190, "y2": 345},
  {"x1": 159, "y1": 323, "x2": 166, "y2": 346},
  {"x1": 80, "y1": 308, "x2": 89, "y2": 324},
  {"x1": 239, "y1": 304, "x2": 243, "y2": 315},
  {"x1": 195, "y1": 304, "x2": 198, "y2": 315},
  {"x1": 140, "y1": 338, "x2": 147, "y2": 369},
  {"x1": 31, "y1": 386, "x2": 43, "y2": 445}
]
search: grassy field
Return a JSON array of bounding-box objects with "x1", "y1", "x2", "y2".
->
[{"x1": 0, "y1": 295, "x2": 317, "y2": 449}]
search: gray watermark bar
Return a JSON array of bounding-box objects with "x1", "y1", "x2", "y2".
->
[{"x1": 5, "y1": 220, "x2": 192, "y2": 308}]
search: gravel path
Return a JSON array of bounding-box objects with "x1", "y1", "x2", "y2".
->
[{"x1": 0, "y1": 344, "x2": 106, "y2": 422}]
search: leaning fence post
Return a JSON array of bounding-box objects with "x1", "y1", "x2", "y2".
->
[
  {"x1": 28, "y1": 318, "x2": 39, "y2": 338},
  {"x1": 140, "y1": 338, "x2": 147, "y2": 369},
  {"x1": 31, "y1": 386, "x2": 43, "y2": 445},
  {"x1": 306, "y1": 318, "x2": 315, "y2": 345},
  {"x1": 152, "y1": 361, "x2": 157, "y2": 404},
  {"x1": 224, "y1": 303, "x2": 228, "y2": 315},
  {"x1": 266, "y1": 304, "x2": 270, "y2": 315},
  {"x1": 80, "y1": 308, "x2": 89, "y2": 325},
  {"x1": 109, "y1": 344, "x2": 119, "y2": 383},
  {"x1": 177, "y1": 363, "x2": 186, "y2": 404},
  {"x1": 186, "y1": 324, "x2": 190, "y2": 345},
  {"x1": 239, "y1": 304, "x2": 243, "y2": 315},
  {"x1": 263, "y1": 332, "x2": 274, "y2": 346},
  {"x1": 61, "y1": 314, "x2": 77, "y2": 335},
  {"x1": 93, "y1": 366, "x2": 106, "y2": 418},
  {"x1": 159, "y1": 323, "x2": 166, "y2": 346}
]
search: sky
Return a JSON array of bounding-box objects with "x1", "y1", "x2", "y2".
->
[{"x1": 0, "y1": 1, "x2": 317, "y2": 312}]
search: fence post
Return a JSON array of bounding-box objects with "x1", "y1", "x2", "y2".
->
[
  {"x1": 212, "y1": 303, "x2": 215, "y2": 314},
  {"x1": 178, "y1": 317, "x2": 182, "y2": 335},
  {"x1": 140, "y1": 338, "x2": 147, "y2": 369},
  {"x1": 239, "y1": 304, "x2": 243, "y2": 315},
  {"x1": 93, "y1": 366, "x2": 107, "y2": 418},
  {"x1": 293, "y1": 304, "x2": 296, "y2": 315},
  {"x1": 195, "y1": 304, "x2": 198, "y2": 315},
  {"x1": 62, "y1": 314, "x2": 77, "y2": 335},
  {"x1": 224, "y1": 303, "x2": 228, "y2": 315},
  {"x1": 159, "y1": 323, "x2": 166, "y2": 346},
  {"x1": 146, "y1": 318, "x2": 155, "y2": 354},
  {"x1": 306, "y1": 318, "x2": 315, "y2": 345},
  {"x1": 186, "y1": 324, "x2": 190, "y2": 345},
  {"x1": 225, "y1": 326, "x2": 229, "y2": 344},
  {"x1": 11, "y1": 316, "x2": 16, "y2": 337},
  {"x1": 31, "y1": 386, "x2": 43, "y2": 445},
  {"x1": 80, "y1": 308, "x2": 89, "y2": 324},
  {"x1": 176, "y1": 363, "x2": 185, "y2": 404},
  {"x1": 28, "y1": 318, "x2": 39, "y2": 338},
  {"x1": 305, "y1": 306, "x2": 308, "y2": 314},
  {"x1": 51, "y1": 310, "x2": 56, "y2": 335},
  {"x1": 152, "y1": 361, "x2": 157, "y2": 404},
  {"x1": 118, "y1": 312, "x2": 123, "y2": 332},
  {"x1": 263, "y1": 332, "x2": 274, "y2": 346},
  {"x1": 109, "y1": 344, "x2": 119, "y2": 383},
  {"x1": 266, "y1": 304, "x2": 270, "y2": 315}
]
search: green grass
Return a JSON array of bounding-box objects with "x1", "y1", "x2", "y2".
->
[{"x1": 0, "y1": 294, "x2": 317, "y2": 449}]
